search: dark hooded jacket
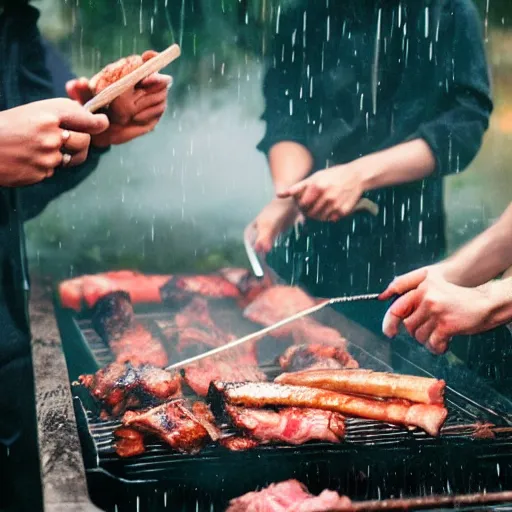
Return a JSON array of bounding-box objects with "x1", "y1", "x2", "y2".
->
[
  {"x1": 259, "y1": 0, "x2": 492, "y2": 296},
  {"x1": 0, "y1": 2, "x2": 106, "y2": 366}
]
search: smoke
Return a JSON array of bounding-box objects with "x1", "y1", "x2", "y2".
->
[{"x1": 26, "y1": 61, "x2": 275, "y2": 276}]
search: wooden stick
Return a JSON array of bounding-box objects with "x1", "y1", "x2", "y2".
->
[{"x1": 84, "y1": 44, "x2": 181, "y2": 113}]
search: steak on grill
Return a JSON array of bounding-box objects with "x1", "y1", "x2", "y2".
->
[
  {"x1": 208, "y1": 381, "x2": 448, "y2": 436},
  {"x1": 276, "y1": 369, "x2": 446, "y2": 405},
  {"x1": 243, "y1": 286, "x2": 347, "y2": 348},
  {"x1": 224, "y1": 405, "x2": 345, "y2": 446},
  {"x1": 278, "y1": 344, "x2": 358, "y2": 372},
  {"x1": 78, "y1": 362, "x2": 181, "y2": 416},
  {"x1": 122, "y1": 399, "x2": 218, "y2": 454},
  {"x1": 226, "y1": 480, "x2": 352, "y2": 512}
]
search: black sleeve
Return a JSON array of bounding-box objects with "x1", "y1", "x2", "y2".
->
[
  {"x1": 413, "y1": 0, "x2": 493, "y2": 176},
  {"x1": 256, "y1": 8, "x2": 310, "y2": 156},
  {"x1": 21, "y1": 40, "x2": 110, "y2": 221}
]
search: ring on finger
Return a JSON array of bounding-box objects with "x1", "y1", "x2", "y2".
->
[
  {"x1": 61, "y1": 130, "x2": 71, "y2": 147},
  {"x1": 61, "y1": 153, "x2": 72, "y2": 167}
]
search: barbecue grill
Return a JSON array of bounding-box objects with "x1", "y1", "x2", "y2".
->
[{"x1": 53, "y1": 293, "x2": 512, "y2": 512}]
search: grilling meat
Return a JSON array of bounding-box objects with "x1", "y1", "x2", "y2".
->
[
  {"x1": 183, "y1": 355, "x2": 267, "y2": 397},
  {"x1": 122, "y1": 399, "x2": 218, "y2": 453},
  {"x1": 89, "y1": 51, "x2": 158, "y2": 95},
  {"x1": 279, "y1": 344, "x2": 358, "y2": 372},
  {"x1": 208, "y1": 382, "x2": 448, "y2": 436},
  {"x1": 224, "y1": 405, "x2": 345, "y2": 446},
  {"x1": 160, "y1": 274, "x2": 241, "y2": 305},
  {"x1": 276, "y1": 369, "x2": 446, "y2": 405},
  {"x1": 243, "y1": 286, "x2": 347, "y2": 348},
  {"x1": 114, "y1": 427, "x2": 146, "y2": 457},
  {"x1": 79, "y1": 362, "x2": 181, "y2": 416},
  {"x1": 59, "y1": 270, "x2": 171, "y2": 310},
  {"x1": 219, "y1": 436, "x2": 260, "y2": 451},
  {"x1": 226, "y1": 480, "x2": 352, "y2": 512},
  {"x1": 92, "y1": 292, "x2": 168, "y2": 367}
]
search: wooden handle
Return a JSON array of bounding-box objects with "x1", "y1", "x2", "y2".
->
[
  {"x1": 354, "y1": 198, "x2": 379, "y2": 216},
  {"x1": 84, "y1": 43, "x2": 181, "y2": 113}
]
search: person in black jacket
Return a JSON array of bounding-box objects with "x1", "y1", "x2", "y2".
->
[
  {"x1": 247, "y1": 0, "x2": 493, "y2": 334},
  {"x1": 0, "y1": 2, "x2": 170, "y2": 510}
]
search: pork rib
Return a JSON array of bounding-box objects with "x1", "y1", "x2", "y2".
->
[
  {"x1": 224, "y1": 405, "x2": 345, "y2": 446},
  {"x1": 276, "y1": 369, "x2": 445, "y2": 405},
  {"x1": 79, "y1": 362, "x2": 181, "y2": 416},
  {"x1": 208, "y1": 381, "x2": 448, "y2": 436},
  {"x1": 226, "y1": 480, "x2": 352, "y2": 512},
  {"x1": 122, "y1": 399, "x2": 218, "y2": 453},
  {"x1": 114, "y1": 427, "x2": 146, "y2": 457}
]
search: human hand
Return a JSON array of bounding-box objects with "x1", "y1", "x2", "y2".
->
[
  {"x1": 0, "y1": 98, "x2": 109, "y2": 187},
  {"x1": 277, "y1": 164, "x2": 364, "y2": 222},
  {"x1": 245, "y1": 198, "x2": 304, "y2": 253},
  {"x1": 66, "y1": 72, "x2": 171, "y2": 147},
  {"x1": 381, "y1": 269, "x2": 493, "y2": 354}
]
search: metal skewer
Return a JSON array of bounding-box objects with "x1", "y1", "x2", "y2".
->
[{"x1": 165, "y1": 293, "x2": 379, "y2": 371}]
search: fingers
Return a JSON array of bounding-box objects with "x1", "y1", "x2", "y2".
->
[
  {"x1": 379, "y1": 268, "x2": 429, "y2": 300},
  {"x1": 382, "y1": 290, "x2": 420, "y2": 338},
  {"x1": 66, "y1": 77, "x2": 93, "y2": 105},
  {"x1": 133, "y1": 88, "x2": 168, "y2": 114},
  {"x1": 402, "y1": 300, "x2": 431, "y2": 337},
  {"x1": 426, "y1": 332, "x2": 450, "y2": 355},
  {"x1": 277, "y1": 181, "x2": 306, "y2": 199},
  {"x1": 412, "y1": 318, "x2": 436, "y2": 345},
  {"x1": 138, "y1": 73, "x2": 173, "y2": 92},
  {"x1": 56, "y1": 100, "x2": 109, "y2": 134},
  {"x1": 142, "y1": 50, "x2": 159, "y2": 62},
  {"x1": 61, "y1": 131, "x2": 91, "y2": 167}
]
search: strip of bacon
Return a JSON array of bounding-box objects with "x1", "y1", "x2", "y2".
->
[
  {"x1": 208, "y1": 382, "x2": 448, "y2": 436},
  {"x1": 224, "y1": 405, "x2": 345, "y2": 445},
  {"x1": 276, "y1": 369, "x2": 445, "y2": 405}
]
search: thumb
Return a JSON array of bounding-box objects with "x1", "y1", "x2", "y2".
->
[
  {"x1": 56, "y1": 99, "x2": 110, "y2": 134},
  {"x1": 277, "y1": 181, "x2": 306, "y2": 199}
]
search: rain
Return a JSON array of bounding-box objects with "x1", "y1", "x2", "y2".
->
[{"x1": 21, "y1": 0, "x2": 512, "y2": 505}]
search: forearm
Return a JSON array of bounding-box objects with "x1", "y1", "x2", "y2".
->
[
  {"x1": 438, "y1": 204, "x2": 512, "y2": 287},
  {"x1": 479, "y1": 277, "x2": 512, "y2": 331},
  {"x1": 358, "y1": 139, "x2": 436, "y2": 191},
  {"x1": 268, "y1": 142, "x2": 314, "y2": 195}
]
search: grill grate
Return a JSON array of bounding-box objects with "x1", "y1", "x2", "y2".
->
[
  {"x1": 57, "y1": 303, "x2": 512, "y2": 511},
  {"x1": 70, "y1": 311, "x2": 512, "y2": 479}
]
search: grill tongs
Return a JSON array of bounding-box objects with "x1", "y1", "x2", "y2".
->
[{"x1": 166, "y1": 237, "x2": 394, "y2": 372}]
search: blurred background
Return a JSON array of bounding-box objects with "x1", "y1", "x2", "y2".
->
[{"x1": 28, "y1": 0, "x2": 512, "y2": 279}]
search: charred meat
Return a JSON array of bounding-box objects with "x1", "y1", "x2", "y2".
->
[
  {"x1": 79, "y1": 362, "x2": 181, "y2": 416},
  {"x1": 122, "y1": 399, "x2": 217, "y2": 454},
  {"x1": 92, "y1": 292, "x2": 168, "y2": 367},
  {"x1": 219, "y1": 436, "x2": 259, "y2": 452},
  {"x1": 224, "y1": 405, "x2": 345, "y2": 446},
  {"x1": 208, "y1": 381, "x2": 448, "y2": 436},
  {"x1": 276, "y1": 369, "x2": 446, "y2": 405},
  {"x1": 278, "y1": 344, "x2": 358, "y2": 372},
  {"x1": 114, "y1": 427, "x2": 146, "y2": 457},
  {"x1": 226, "y1": 480, "x2": 352, "y2": 512},
  {"x1": 219, "y1": 267, "x2": 274, "y2": 307}
]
